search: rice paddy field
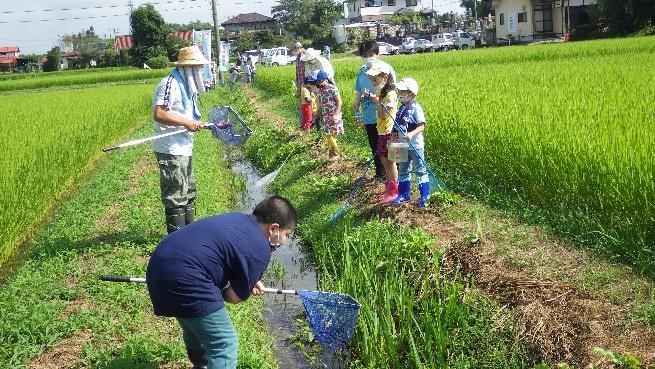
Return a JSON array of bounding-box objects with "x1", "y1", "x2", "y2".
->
[
  {"x1": 0, "y1": 84, "x2": 153, "y2": 263},
  {"x1": 0, "y1": 67, "x2": 169, "y2": 92},
  {"x1": 255, "y1": 36, "x2": 655, "y2": 275},
  {"x1": 1, "y1": 36, "x2": 654, "y2": 368}
]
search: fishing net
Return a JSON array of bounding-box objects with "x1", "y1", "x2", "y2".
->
[
  {"x1": 207, "y1": 105, "x2": 252, "y2": 146},
  {"x1": 298, "y1": 290, "x2": 361, "y2": 352}
]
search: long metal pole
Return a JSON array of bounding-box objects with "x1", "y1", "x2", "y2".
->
[{"x1": 211, "y1": 0, "x2": 222, "y2": 85}]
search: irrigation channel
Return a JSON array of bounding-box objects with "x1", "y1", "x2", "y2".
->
[{"x1": 226, "y1": 149, "x2": 344, "y2": 369}]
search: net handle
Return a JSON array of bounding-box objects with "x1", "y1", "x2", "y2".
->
[{"x1": 262, "y1": 287, "x2": 298, "y2": 295}]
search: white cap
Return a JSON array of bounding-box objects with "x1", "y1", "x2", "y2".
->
[
  {"x1": 301, "y1": 48, "x2": 321, "y2": 62},
  {"x1": 365, "y1": 60, "x2": 392, "y2": 76},
  {"x1": 395, "y1": 77, "x2": 419, "y2": 95}
]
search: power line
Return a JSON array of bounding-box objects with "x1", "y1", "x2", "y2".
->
[
  {"x1": 0, "y1": 5, "x2": 207, "y2": 24},
  {"x1": 0, "y1": 0, "x2": 205, "y2": 15}
]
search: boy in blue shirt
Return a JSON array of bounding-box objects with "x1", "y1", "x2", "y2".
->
[
  {"x1": 146, "y1": 196, "x2": 297, "y2": 369},
  {"x1": 392, "y1": 78, "x2": 431, "y2": 207},
  {"x1": 353, "y1": 40, "x2": 396, "y2": 180}
]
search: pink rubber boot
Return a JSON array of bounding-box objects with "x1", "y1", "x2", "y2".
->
[{"x1": 381, "y1": 180, "x2": 399, "y2": 204}]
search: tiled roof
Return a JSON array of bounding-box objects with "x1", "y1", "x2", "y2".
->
[
  {"x1": 222, "y1": 13, "x2": 275, "y2": 26},
  {"x1": 0, "y1": 46, "x2": 19, "y2": 53}
]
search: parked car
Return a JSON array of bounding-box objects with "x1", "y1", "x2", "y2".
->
[
  {"x1": 414, "y1": 39, "x2": 434, "y2": 52},
  {"x1": 260, "y1": 47, "x2": 295, "y2": 66},
  {"x1": 453, "y1": 31, "x2": 474, "y2": 49},
  {"x1": 432, "y1": 33, "x2": 455, "y2": 51},
  {"x1": 376, "y1": 41, "x2": 399, "y2": 55},
  {"x1": 399, "y1": 37, "x2": 416, "y2": 54}
]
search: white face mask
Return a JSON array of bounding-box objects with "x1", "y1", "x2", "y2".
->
[{"x1": 364, "y1": 56, "x2": 377, "y2": 67}]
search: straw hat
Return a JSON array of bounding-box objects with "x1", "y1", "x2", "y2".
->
[
  {"x1": 300, "y1": 48, "x2": 321, "y2": 62},
  {"x1": 395, "y1": 78, "x2": 419, "y2": 95},
  {"x1": 365, "y1": 60, "x2": 392, "y2": 76},
  {"x1": 174, "y1": 45, "x2": 209, "y2": 66}
]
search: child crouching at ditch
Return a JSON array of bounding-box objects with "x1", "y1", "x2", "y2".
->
[
  {"x1": 309, "y1": 70, "x2": 344, "y2": 160},
  {"x1": 392, "y1": 78, "x2": 431, "y2": 207},
  {"x1": 300, "y1": 78, "x2": 316, "y2": 131},
  {"x1": 364, "y1": 61, "x2": 398, "y2": 203}
]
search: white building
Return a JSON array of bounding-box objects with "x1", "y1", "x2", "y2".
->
[
  {"x1": 491, "y1": 0, "x2": 598, "y2": 42},
  {"x1": 343, "y1": 0, "x2": 423, "y2": 22}
]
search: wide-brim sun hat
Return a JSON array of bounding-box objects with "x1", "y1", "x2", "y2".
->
[
  {"x1": 174, "y1": 45, "x2": 209, "y2": 66},
  {"x1": 365, "y1": 60, "x2": 392, "y2": 76},
  {"x1": 395, "y1": 78, "x2": 419, "y2": 95},
  {"x1": 301, "y1": 48, "x2": 321, "y2": 62}
]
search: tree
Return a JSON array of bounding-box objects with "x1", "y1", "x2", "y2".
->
[
  {"x1": 169, "y1": 20, "x2": 213, "y2": 31},
  {"x1": 43, "y1": 47, "x2": 61, "y2": 72},
  {"x1": 232, "y1": 32, "x2": 255, "y2": 53},
  {"x1": 272, "y1": 0, "x2": 342, "y2": 42},
  {"x1": 60, "y1": 27, "x2": 103, "y2": 53},
  {"x1": 459, "y1": 0, "x2": 492, "y2": 18},
  {"x1": 130, "y1": 4, "x2": 169, "y2": 67},
  {"x1": 254, "y1": 30, "x2": 275, "y2": 49}
]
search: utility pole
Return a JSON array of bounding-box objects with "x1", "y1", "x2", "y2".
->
[{"x1": 211, "y1": 0, "x2": 222, "y2": 85}]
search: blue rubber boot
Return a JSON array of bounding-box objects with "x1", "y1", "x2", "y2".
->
[
  {"x1": 392, "y1": 180, "x2": 411, "y2": 205},
  {"x1": 418, "y1": 182, "x2": 430, "y2": 208}
]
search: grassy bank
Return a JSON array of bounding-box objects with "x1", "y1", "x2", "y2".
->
[
  {"x1": 217, "y1": 86, "x2": 532, "y2": 368},
  {"x1": 0, "y1": 89, "x2": 278, "y2": 368}
]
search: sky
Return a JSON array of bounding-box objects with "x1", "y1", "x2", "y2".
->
[{"x1": 0, "y1": 0, "x2": 463, "y2": 54}]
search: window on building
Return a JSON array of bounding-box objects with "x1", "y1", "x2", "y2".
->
[
  {"x1": 388, "y1": 0, "x2": 396, "y2": 5},
  {"x1": 406, "y1": 0, "x2": 417, "y2": 6},
  {"x1": 499, "y1": 13, "x2": 504, "y2": 25},
  {"x1": 518, "y1": 11, "x2": 528, "y2": 23},
  {"x1": 365, "y1": 0, "x2": 382, "y2": 6}
]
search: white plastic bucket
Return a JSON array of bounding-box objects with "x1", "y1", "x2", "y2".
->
[{"x1": 387, "y1": 141, "x2": 409, "y2": 162}]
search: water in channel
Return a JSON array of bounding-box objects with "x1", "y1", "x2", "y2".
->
[{"x1": 226, "y1": 150, "x2": 345, "y2": 369}]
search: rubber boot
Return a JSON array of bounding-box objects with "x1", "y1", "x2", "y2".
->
[
  {"x1": 165, "y1": 207, "x2": 186, "y2": 234},
  {"x1": 187, "y1": 348, "x2": 208, "y2": 369},
  {"x1": 184, "y1": 202, "x2": 195, "y2": 226},
  {"x1": 392, "y1": 180, "x2": 411, "y2": 205},
  {"x1": 418, "y1": 182, "x2": 431, "y2": 208},
  {"x1": 381, "y1": 180, "x2": 399, "y2": 204}
]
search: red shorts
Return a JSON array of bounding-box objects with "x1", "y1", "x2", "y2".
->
[
  {"x1": 377, "y1": 134, "x2": 392, "y2": 159},
  {"x1": 300, "y1": 103, "x2": 313, "y2": 130}
]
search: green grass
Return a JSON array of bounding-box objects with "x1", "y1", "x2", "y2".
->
[
  {"x1": 0, "y1": 88, "x2": 278, "y2": 368},
  {"x1": 0, "y1": 67, "x2": 170, "y2": 91},
  {"x1": 251, "y1": 36, "x2": 655, "y2": 276},
  {"x1": 0, "y1": 84, "x2": 155, "y2": 265},
  {"x1": 221, "y1": 86, "x2": 532, "y2": 368}
]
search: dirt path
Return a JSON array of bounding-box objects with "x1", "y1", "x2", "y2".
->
[{"x1": 243, "y1": 86, "x2": 655, "y2": 367}]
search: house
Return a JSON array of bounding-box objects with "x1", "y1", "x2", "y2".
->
[
  {"x1": 60, "y1": 51, "x2": 80, "y2": 70},
  {"x1": 0, "y1": 46, "x2": 20, "y2": 72},
  {"x1": 491, "y1": 0, "x2": 598, "y2": 42},
  {"x1": 221, "y1": 13, "x2": 277, "y2": 34},
  {"x1": 114, "y1": 31, "x2": 194, "y2": 51},
  {"x1": 344, "y1": 0, "x2": 423, "y2": 23}
]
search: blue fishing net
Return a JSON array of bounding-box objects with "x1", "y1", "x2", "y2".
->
[
  {"x1": 207, "y1": 106, "x2": 252, "y2": 146},
  {"x1": 298, "y1": 290, "x2": 361, "y2": 352}
]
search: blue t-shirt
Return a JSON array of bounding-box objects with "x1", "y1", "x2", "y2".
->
[
  {"x1": 146, "y1": 212, "x2": 270, "y2": 318},
  {"x1": 394, "y1": 99, "x2": 426, "y2": 149},
  {"x1": 354, "y1": 61, "x2": 396, "y2": 125}
]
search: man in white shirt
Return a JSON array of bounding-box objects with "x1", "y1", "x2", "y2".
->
[{"x1": 152, "y1": 45, "x2": 209, "y2": 234}]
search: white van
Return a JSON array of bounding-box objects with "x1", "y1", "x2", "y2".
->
[
  {"x1": 453, "y1": 31, "x2": 474, "y2": 49},
  {"x1": 261, "y1": 47, "x2": 295, "y2": 67},
  {"x1": 244, "y1": 49, "x2": 263, "y2": 65}
]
